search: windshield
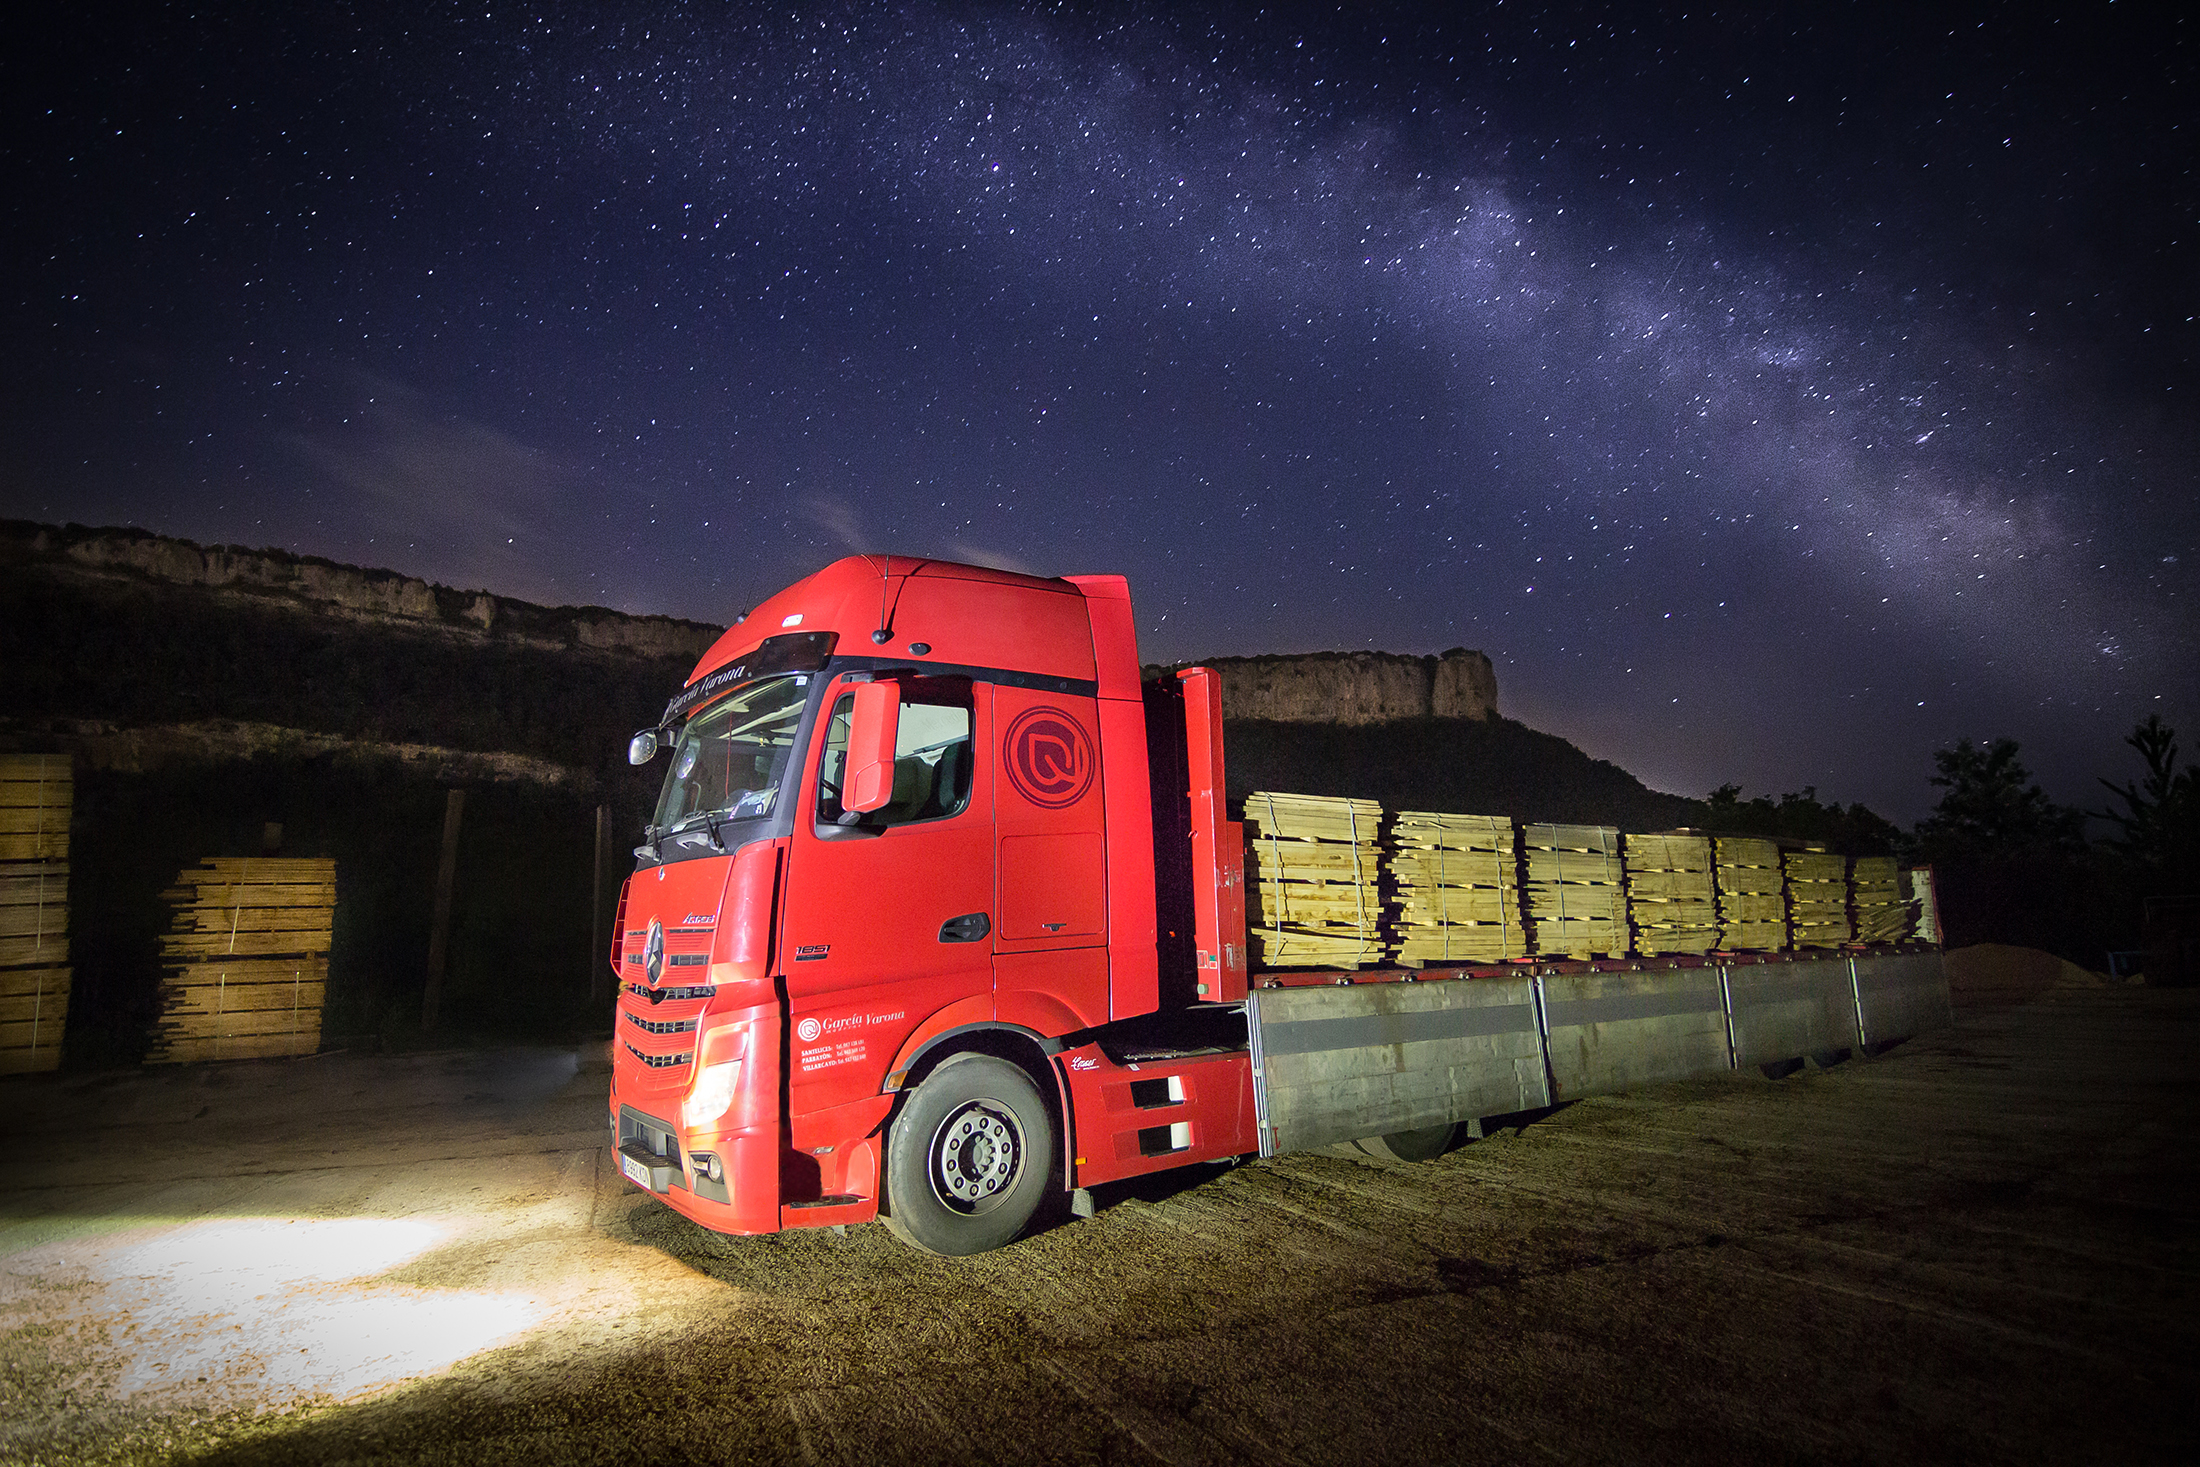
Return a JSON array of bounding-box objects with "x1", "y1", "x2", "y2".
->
[{"x1": 651, "y1": 674, "x2": 810, "y2": 833}]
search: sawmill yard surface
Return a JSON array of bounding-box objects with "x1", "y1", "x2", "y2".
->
[{"x1": 1, "y1": 947, "x2": 2192, "y2": 1466}]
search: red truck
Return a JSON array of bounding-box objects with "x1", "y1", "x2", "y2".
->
[{"x1": 608, "y1": 555, "x2": 1949, "y2": 1254}]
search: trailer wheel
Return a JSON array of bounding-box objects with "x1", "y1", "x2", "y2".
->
[
  {"x1": 882, "y1": 1054, "x2": 1056, "y2": 1256},
  {"x1": 1355, "y1": 1123, "x2": 1459, "y2": 1164}
]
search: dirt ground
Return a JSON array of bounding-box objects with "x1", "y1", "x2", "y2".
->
[{"x1": 2, "y1": 947, "x2": 2194, "y2": 1466}]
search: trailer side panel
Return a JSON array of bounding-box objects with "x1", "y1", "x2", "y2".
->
[
  {"x1": 1248, "y1": 978, "x2": 1548, "y2": 1156},
  {"x1": 1724, "y1": 959, "x2": 1860, "y2": 1068},
  {"x1": 1540, "y1": 968, "x2": 1730, "y2": 1099},
  {"x1": 1852, "y1": 950, "x2": 1953, "y2": 1050}
]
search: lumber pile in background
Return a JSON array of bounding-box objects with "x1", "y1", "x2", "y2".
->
[
  {"x1": 1714, "y1": 837, "x2": 1787, "y2": 951},
  {"x1": 1851, "y1": 856, "x2": 1910, "y2": 943},
  {"x1": 149, "y1": 858, "x2": 335, "y2": 1063},
  {"x1": 1625, "y1": 833, "x2": 1718, "y2": 956},
  {"x1": 1245, "y1": 792, "x2": 1384, "y2": 967},
  {"x1": 1390, "y1": 812, "x2": 1524, "y2": 966},
  {"x1": 0, "y1": 755, "x2": 72, "y2": 1074},
  {"x1": 1524, "y1": 823, "x2": 1626, "y2": 958},
  {"x1": 1784, "y1": 850, "x2": 1853, "y2": 949}
]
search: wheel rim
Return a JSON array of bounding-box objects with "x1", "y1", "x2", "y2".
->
[{"x1": 927, "y1": 1099, "x2": 1024, "y2": 1215}]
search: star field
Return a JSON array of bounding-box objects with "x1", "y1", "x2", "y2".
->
[{"x1": 4, "y1": 1, "x2": 2192, "y2": 821}]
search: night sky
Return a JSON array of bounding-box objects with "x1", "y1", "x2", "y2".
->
[{"x1": 6, "y1": 2, "x2": 2192, "y2": 823}]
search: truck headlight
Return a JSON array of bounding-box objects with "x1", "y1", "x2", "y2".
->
[{"x1": 682, "y1": 1059, "x2": 741, "y2": 1131}]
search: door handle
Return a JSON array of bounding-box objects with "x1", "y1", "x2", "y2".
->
[{"x1": 938, "y1": 912, "x2": 991, "y2": 943}]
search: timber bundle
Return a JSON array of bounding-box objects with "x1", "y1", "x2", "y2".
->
[
  {"x1": 1715, "y1": 837, "x2": 1788, "y2": 952},
  {"x1": 1241, "y1": 794, "x2": 1918, "y2": 971},
  {"x1": 1624, "y1": 833, "x2": 1718, "y2": 956},
  {"x1": 1389, "y1": 812, "x2": 1524, "y2": 966},
  {"x1": 1851, "y1": 857, "x2": 1907, "y2": 943},
  {"x1": 0, "y1": 755, "x2": 71, "y2": 1074},
  {"x1": 150, "y1": 858, "x2": 336, "y2": 1063},
  {"x1": 1784, "y1": 851, "x2": 1853, "y2": 949},
  {"x1": 1524, "y1": 823, "x2": 1627, "y2": 959},
  {"x1": 1245, "y1": 792, "x2": 1385, "y2": 968}
]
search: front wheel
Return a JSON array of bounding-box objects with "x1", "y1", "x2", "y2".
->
[{"x1": 882, "y1": 1054, "x2": 1056, "y2": 1256}]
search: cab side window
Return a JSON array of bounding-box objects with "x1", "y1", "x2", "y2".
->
[{"x1": 815, "y1": 676, "x2": 975, "y2": 830}]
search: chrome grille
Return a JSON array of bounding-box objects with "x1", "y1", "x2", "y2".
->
[
  {"x1": 625, "y1": 1010, "x2": 698, "y2": 1036},
  {"x1": 625, "y1": 1041, "x2": 692, "y2": 1068},
  {"x1": 629, "y1": 983, "x2": 716, "y2": 1001}
]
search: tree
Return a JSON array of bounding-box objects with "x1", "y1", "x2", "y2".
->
[
  {"x1": 1905, "y1": 737, "x2": 2090, "y2": 954},
  {"x1": 1702, "y1": 782, "x2": 1901, "y2": 854},
  {"x1": 2093, "y1": 714, "x2": 2198, "y2": 874},
  {"x1": 1910, "y1": 737, "x2": 2084, "y2": 861}
]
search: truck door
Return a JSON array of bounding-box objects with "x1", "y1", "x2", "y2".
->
[
  {"x1": 992, "y1": 685, "x2": 1110, "y2": 1031},
  {"x1": 779, "y1": 673, "x2": 993, "y2": 1115}
]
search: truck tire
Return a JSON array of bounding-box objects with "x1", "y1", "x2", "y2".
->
[
  {"x1": 1355, "y1": 1122, "x2": 1459, "y2": 1164},
  {"x1": 882, "y1": 1053, "x2": 1056, "y2": 1256}
]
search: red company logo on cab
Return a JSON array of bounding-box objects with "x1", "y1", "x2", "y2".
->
[{"x1": 1002, "y1": 705, "x2": 1094, "y2": 808}]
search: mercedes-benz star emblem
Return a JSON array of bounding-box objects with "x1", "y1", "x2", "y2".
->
[{"x1": 644, "y1": 917, "x2": 665, "y2": 984}]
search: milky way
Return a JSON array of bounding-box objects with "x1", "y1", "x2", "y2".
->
[{"x1": 5, "y1": 2, "x2": 2191, "y2": 820}]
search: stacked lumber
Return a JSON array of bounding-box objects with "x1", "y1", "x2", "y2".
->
[
  {"x1": 1851, "y1": 856, "x2": 1910, "y2": 943},
  {"x1": 1624, "y1": 833, "x2": 1718, "y2": 956},
  {"x1": 1715, "y1": 838, "x2": 1787, "y2": 950},
  {"x1": 1785, "y1": 850, "x2": 1852, "y2": 948},
  {"x1": 0, "y1": 756, "x2": 72, "y2": 1074},
  {"x1": 150, "y1": 858, "x2": 335, "y2": 1063},
  {"x1": 1389, "y1": 812, "x2": 1524, "y2": 966},
  {"x1": 1524, "y1": 823, "x2": 1625, "y2": 957},
  {"x1": 1244, "y1": 792, "x2": 1384, "y2": 968}
]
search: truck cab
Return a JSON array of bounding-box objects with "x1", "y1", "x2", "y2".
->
[{"x1": 607, "y1": 556, "x2": 1250, "y2": 1254}]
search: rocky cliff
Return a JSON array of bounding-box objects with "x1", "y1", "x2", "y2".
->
[
  {"x1": 1145, "y1": 649, "x2": 1497, "y2": 725},
  {"x1": 9, "y1": 520, "x2": 722, "y2": 665}
]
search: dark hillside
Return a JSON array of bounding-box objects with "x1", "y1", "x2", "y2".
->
[
  {"x1": 1222, "y1": 716, "x2": 1706, "y2": 832},
  {"x1": 0, "y1": 520, "x2": 707, "y2": 770}
]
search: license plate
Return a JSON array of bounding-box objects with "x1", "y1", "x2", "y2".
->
[{"x1": 620, "y1": 1153, "x2": 651, "y2": 1188}]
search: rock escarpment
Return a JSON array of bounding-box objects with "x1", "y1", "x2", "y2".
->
[
  {"x1": 1145, "y1": 649, "x2": 1498, "y2": 725},
  {"x1": 13, "y1": 520, "x2": 721, "y2": 664}
]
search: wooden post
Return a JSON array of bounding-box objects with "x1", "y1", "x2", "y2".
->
[
  {"x1": 590, "y1": 803, "x2": 609, "y2": 1006},
  {"x1": 422, "y1": 788, "x2": 465, "y2": 1032}
]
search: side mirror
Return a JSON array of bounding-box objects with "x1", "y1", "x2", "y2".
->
[
  {"x1": 844, "y1": 681, "x2": 902, "y2": 814},
  {"x1": 627, "y1": 729, "x2": 661, "y2": 765}
]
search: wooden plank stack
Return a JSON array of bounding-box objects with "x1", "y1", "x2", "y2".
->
[
  {"x1": 1784, "y1": 850, "x2": 1852, "y2": 949},
  {"x1": 1851, "y1": 856, "x2": 1909, "y2": 943},
  {"x1": 0, "y1": 756, "x2": 72, "y2": 1074},
  {"x1": 1244, "y1": 792, "x2": 1384, "y2": 968},
  {"x1": 149, "y1": 858, "x2": 335, "y2": 1063},
  {"x1": 1524, "y1": 823, "x2": 1625, "y2": 958},
  {"x1": 1389, "y1": 812, "x2": 1524, "y2": 966},
  {"x1": 1624, "y1": 833, "x2": 1718, "y2": 956},
  {"x1": 1714, "y1": 837, "x2": 1787, "y2": 951}
]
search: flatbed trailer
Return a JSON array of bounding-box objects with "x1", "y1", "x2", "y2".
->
[{"x1": 606, "y1": 556, "x2": 1950, "y2": 1254}]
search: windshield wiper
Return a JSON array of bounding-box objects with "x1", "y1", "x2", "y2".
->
[{"x1": 659, "y1": 809, "x2": 729, "y2": 851}]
